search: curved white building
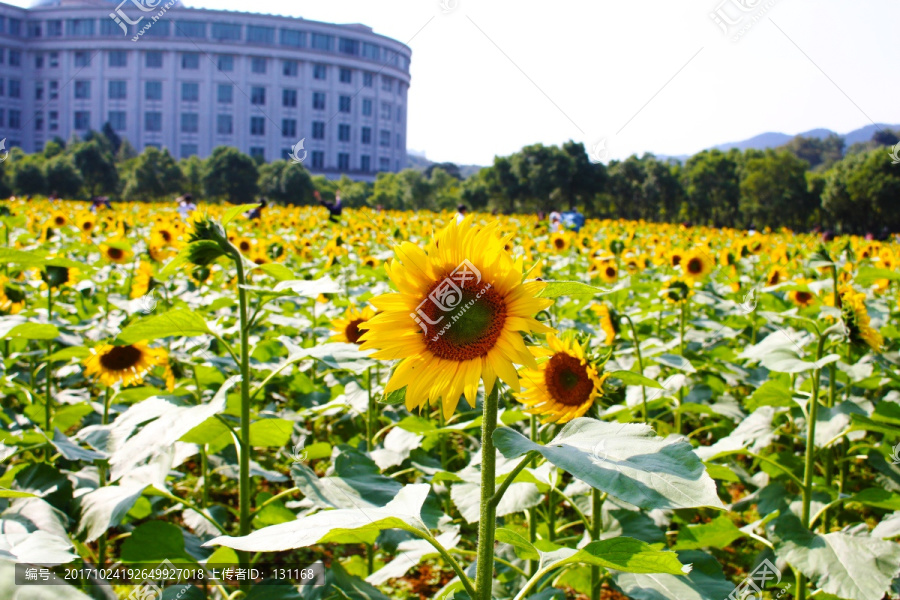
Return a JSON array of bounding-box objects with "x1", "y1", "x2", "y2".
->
[{"x1": 0, "y1": 0, "x2": 411, "y2": 180}]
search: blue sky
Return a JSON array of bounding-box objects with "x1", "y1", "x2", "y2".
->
[{"x1": 11, "y1": 0, "x2": 898, "y2": 165}]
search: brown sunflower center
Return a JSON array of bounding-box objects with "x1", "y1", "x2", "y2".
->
[
  {"x1": 768, "y1": 272, "x2": 781, "y2": 285},
  {"x1": 54, "y1": 217, "x2": 66, "y2": 226},
  {"x1": 99, "y1": 345, "x2": 143, "y2": 371},
  {"x1": 239, "y1": 240, "x2": 251, "y2": 252},
  {"x1": 345, "y1": 319, "x2": 365, "y2": 344},
  {"x1": 107, "y1": 247, "x2": 124, "y2": 261},
  {"x1": 554, "y1": 238, "x2": 565, "y2": 249},
  {"x1": 420, "y1": 280, "x2": 507, "y2": 362},
  {"x1": 160, "y1": 230, "x2": 172, "y2": 243},
  {"x1": 544, "y1": 352, "x2": 593, "y2": 407},
  {"x1": 686, "y1": 258, "x2": 704, "y2": 274},
  {"x1": 671, "y1": 255, "x2": 682, "y2": 266},
  {"x1": 795, "y1": 291, "x2": 812, "y2": 304},
  {"x1": 605, "y1": 266, "x2": 616, "y2": 278}
]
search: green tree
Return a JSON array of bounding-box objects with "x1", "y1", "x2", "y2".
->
[
  {"x1": 122, "y1": 147, "x2": 183, "y2": 202},
  {"x1": 116, "y1": 139, "x2": 139, "y2": 163},
  {"x1": 258, "y1": 160, "x2": 315, "y2": 205},
  {"x1": 683, "y1": 149, "x2": 740, "y2": 225},
  {"x1": 10, "y1": 151, "x2": 46, "y2": 196},
  {"x1": 821, "y1": 148, "x2": 900, "y2": 233},
  {"x1": 202, "y1": 147, "x2": 259, "y2": 203},
  {"x1": 42, "y1": 140, "x2": 64, "y2": 160},
  {"x1": 738, "y1": 149, "x2": 812, "y2": 229},
  {"x1": 72, "y1": 139, "x2": 119, "y2": 197},
  {"x1": 44, "y1": 155, "x2": 83, "y2": 198},
  {"x1": 179, "y1": 155, "x2": 204, "y2": 198}
]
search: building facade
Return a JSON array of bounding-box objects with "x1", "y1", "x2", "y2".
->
[{"x1": 0, "y1": 0, "x2": 411, "y2": 180}]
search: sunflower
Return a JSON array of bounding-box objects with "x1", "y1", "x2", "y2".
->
[
  {"x1": 624, "y1": 254, "x2": 648, "y2": 274},
  {"x1": 130, "y1": 262, "x2": 156, "y2": 299},
  {"x1": 765, "y1": 266, "x2": 789, "y2": 287},
  {"x1": 358, "y1": 216, "x2": 553, "y2": 419},
  {"x1": 661, "y1": 277, "x2": 693, "y2": 304},
  {"x1": 788, "y1": 288, "x2": 816, "y2": 307},
  {"x1": 669, "y1": 250, "x2": 684, "y2": 268},
  {"x1": 590, "y1": 303, "x2": 617, "y2": 345},
  {"x1": 100, "y1": 241, "x2": 133, "y2": 264},
  {"x1": 77, "y1": 214, "x2": 96, "y2": 237},
  {"x1": 41, "y1": 265, "x2": 79, "y2": 289},
  {"x1": 0, "y1": 276, "x2": 26, "y2": 314},
  {"x1": 681, "y1": 249, "x2": 714, "y2": 281},
  {"x1": 361, "y1": 256, "x2": 380, "y2": 269},
  {"x1": 549, "y1": 233, "x2": 570, "y2": 253},
  {"x1": 596, "y1": 261, "x2": 618, "y2": 284},
  {"x1": 49, "y1": 212, "x2": 68, "y2": 228},
  {"x1": 515, "y1": 334, "x2": 608, "y2": 424},
  {"x1": 830, "y1": 285, "x2": 883, "y2": 351},
  {"x1": 330, "y1": 306, "x2": 377, "y2": 344},
  {"x1": 83, "y1": 341, "x2": 170, "y2": 388}
]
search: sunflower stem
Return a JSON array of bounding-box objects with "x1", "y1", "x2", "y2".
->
[
  {"x1": 97, "y1": 387, "x2": 110, "y2": 567},
  {"x1": 590, "y1": 487, "x2": 604, "y2": 600},
  {"x1": 528, "y1": 415, "x2": 539, "y2": 577},
  {"x1": 44, "y1": 284, "x2": 53, "y2": 449},
  {"x1": 366, "y1": 366, "x2": 375, "y2": 576},
  {"x1": 675, "y1": 300, "x2": 686, "y2": 435},
  {"x1": 232, "y1": 248, "x2": 253, "y2": 594},
  {"x1": 474, "y1": 384, "x2": 500, "y2": 600},
  {"x1": 623, "y1": 315, "x2": 648, "y2": 424}
]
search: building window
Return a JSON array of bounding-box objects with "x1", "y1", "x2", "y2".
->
[
  {"x1": 217, "y1": 55, "x2": 234, "y2": 72},
  {"x1": 181, "y1": 144, "x2": 198, "y2": 158},
  {"x1": 67, "y1": 19, "x2": 95, "y2": 37},
  {"x1": 27, "y1": 21, "x2": 41, "y2": 37},
  {"x1": 339, "y1": 68, "x2": 352, "y2": 84},
  {"x1": 362, "y1": 98, "x2": 372, "y2": 116},
  {"x1": 247, "y1": 25, "x2": 275, "y2": 44},
  {"x1": 9, "y1": 50, "x2": 21, "y2": 67},
  {"x1": 145, "y1": 51, "x2": 163, "y2": 68},
  {"x1": 311, "y1": 151, "x2": 324, "y2": 169},
  {"x1": 35, "y1": 54, "x2": 44, "y2": 69},
  {"x1": 338, "y1": 152, "x2": 350, "y2": 170},
  {"x1": 144, "y1": 21, "x2": 169, "y2": 37},
  {"x1": 339, "y1": 96, "x2": 351, "y2": 113},
  {"x1": 379, "y1": 157, "x2": 390, "y2": 171},
  {"x1": 312, "y1": 92, "x2": 325, "y2": 110},
  {"x1": 361, "y1": 127, "x2": 371, "y2": 145},
  {"x1": 74, "y1": 51, "x2": 91, "y2": 67},
  {"x1": 382, "y1": 76, "x2": 393, "y2": 92},
  {"x1": 217, "y1": 84, "x2": 233, "y2": 103},
  {"x1": 108, "y1": 80, "x2": 127, "y2": 100},
  {"x1": 49, "y1": 80, "x2": 58, "y2": 99},
  {"x1": 181, "y1": 112, "x2": 198, "y2": 133},
  {"x1": 338, "y1": 124, "x2": 350, "y2": 142},
  {"x1": 182, "y1": 82, "x2": 199, "y2": 102},
  {"x1": 251, "y1": 86, "x2": 265, "y2": 105},
  {"x1": 251, "y1": 57, "x2": 267, "y2": 74},
  {"x1": 282, "y1": 118, "x2": 296, "y2": 138},
  {"x1": 362, "y1": 43, "x2": 380, "y2": 61},
  {"x1": 379, "y1": 130, "x2": 391, "y2": 147},
  {"x1": 74, "y1": 110, "x2": 90, "y2": 130},
  {"x1": 250, "y1": 116, "x2": 265, "y2": 136},
  {"x1": 0, "y1": 80, "x2": 4, "y2": 97},
  {"x1": 396, "y1": 133, "x2": 402, "y2": 149},
  {"x1": 74, "y1": 80, "x2": 91, "y2": 99},
  {"x1": 145, "y1": 111, "x2": 162, "y2": 132},
  {"x1": 310, "y1": 33, "x2": 333, "y2": 51},
  {"x1": 9, "y1": 109, "x2": 21, "y2": 129},
  {"x1": 397, "y1": 106, "x2": 403, "y2": 122},
  {"x1": 282, "y1": 60, "x2": 298, "y2": 77},
  {"x1": 381, "y1": 102, "x2": 392, "y2": 120},
  {"x1": 108, "y1": 110, "x2": 126, "y2": 131},
  {"x1": 176, "y1": 21, "x2": 206, "y2": 38},
  {"x1": 49, "y1": 52, "x2": 58, "y2": 68},
  {"x1": 363, "y1": 72, "x2": 373, "y2": 87},
  {"x1": 34, "y1": 111, "x2": 43, "y2": 131},
  {"x1": 250, "y1": 147, "x2": 265, "y2": 160},
  {"x1": 35, "y1": 82, "x2": 43, "y2": 100},
  {"x1": 282, "y1": 89, "x2": 297, "y2": 107},
  {"x1": 311, "y1": 121, "x2": 324, "y2": 139},
  {"x1": 338, "y1": 38, "x2": 359, "y2": 55},
  {"x1": 217, "y1": 114, "x2": 233, "y2": 135},
  {"x1": 99, "y1": 19, "x2": 123, "y2": 36},
  {"x1": 47, "y1": 20, "x2": 62, "y2": 37},
  {"x1": 108, "y1": 50, "x2": 127, "y2": 67},
  {"x1": 361, "y1": 155, "x2": 371, "y2": 172},
  {"x1": 181, "y1": 53, "x2": 200, "y2": 69},
  {"x1": 145, "y1": 81, "x2": 162, "y2": 101},
  {"x1": 280, "y1": 28, "x2": 305, "y2": 48},
  {"x1": 313, "y1": 63, "x2": 327, "y2": 80},
  {"x1": 211, "y1": 22, "x2": 241, "y2": 41},
  {"x1": 48, "y1": 110, "x2": 58, "y2": 131},
  {"x1": 8, "y1": 79, "x2": 20, "y2": 98}
]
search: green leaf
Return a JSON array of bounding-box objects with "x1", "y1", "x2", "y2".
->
[
  {"x1": 0, "y1": 488, "x2": 36, "y2": 498},
  {"x1": 78, "y1": 483, "x2": 148, "y2": 543},
  {"x1": 850, "y1": 488, "x2": 900, "y2": 511},
  {"x1": 0, "y1": 319, "x2": 59, "y2": 340},
  {"x1": 46, "y1": 346, "x2": 91, "y2": 362},
  {"x1": 0, "y1": 247, "x2": 47, "y2": 267},
  {"x1": 536, "y1": 281, "x2": 611, "y2": 298},
  {"x1": 120, "y1": 521, "x2": 195, "y2": 563},
  {"x1": 222, "y1": 203, "x2": 260, "y2": 226},
  {"x1": 248, "y1": 419, "x2": 293, "y2": 447},
  {"x1": 290, "y1": 447, "x2": 402, "y2": 510},
  {"x1": 253, "y1": 262, "x2": 295, "y2": 281},
  {"x1": 116, "y1": 308, "x2": 211, "y2": 343},
  {"x1": 540, "y1": 537, "x2": 688, "y2": 575},
  {"x1": 608, "y1": 370, "x2": 665, "y2": 389},
  {"x1": 496, "y1": 527, "x2": 539, "y2": 561},
  {"x1": 654, "y1": 354, "x2": 696, "y2": 373},
  {"x1": 746, "y1": 379, "x2": 794, "y2": 411},
  {"x1": 203, "y1": 484, "x2": 432, "y2": 552},
  {"x1": 380, "y1": 386, "x2": 407, "y2": 405},
  {"x1": 612, "y1": 551, "x2": 734, "y2": 600},
  {"x1": 673, "y1": 516, "x2": 745, "y2": 550},
  {"x1": 855, "y1": 267, "x2": 900, "y2": 287},
  {"x1": 760, "y1": 349, "x2": 840, "y2": 374},
  {"x1": 493, "y1": 419, "x2": 725, "y2": 510}
]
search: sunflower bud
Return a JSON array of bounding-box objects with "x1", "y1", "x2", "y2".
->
[{"x1": 187, "y1": 218, "x2": 232, "y2": 266}]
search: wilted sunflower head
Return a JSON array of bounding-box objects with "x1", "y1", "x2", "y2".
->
[
  {"x1": 358, "y1": 215, "x2": 554, "y2": 419},
  {"x1": 515, "y1": 334, "x2": 608, "y2": 424},
  {"x1": 82, "y1": 341, "x2": 169, "y2": 388}
]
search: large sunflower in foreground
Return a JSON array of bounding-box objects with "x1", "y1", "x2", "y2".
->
[
  {"x1": 515, "y1": 334, "x2": 608, "y2": 424},
  {"x1": 358, "y1": 216, "x2": 553, "y2": 418},
  {"x1": 83, "y1": 341, "x2": 171, "y2": 388},
  {"x1": 330, "y1": 306, "x2": 376, "y2": 344}
]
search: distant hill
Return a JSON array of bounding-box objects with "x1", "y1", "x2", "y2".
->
[
  {"x1": 711, "y1": 123, "x2": 900, "y2": 153},
  {"x1": 406, "y1": 154, "x2": 484, "y2": 179}
]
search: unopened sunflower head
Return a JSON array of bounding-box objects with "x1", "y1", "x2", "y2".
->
[
  {"x1": 515, "y1": 333, "x2": 609, "y2": 424},
  {"x1": 358, "y1": 215, "x2": 554, "y2": 419}
]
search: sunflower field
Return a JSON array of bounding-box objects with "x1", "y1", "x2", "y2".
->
[{"x1": 1, "y1": 197, "x2": 899, "y2": 600}]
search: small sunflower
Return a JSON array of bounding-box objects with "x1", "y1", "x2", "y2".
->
[
  {"x1": 49, "y1": 212, "x2": 68, "y2": 228},
  {"x1": 549, "y1": 233, "x2": 570, "y2": 253},
  {"x1": 83, "y1": 341, "x2": 170, "y2": 388},
  {"x1": 787, "y1": 280, "x2": 816, "y2": 308},
  {"x1": 100, "y1": 241, "x2": 133, "y2": 264},
  {"x1": 593, "y1": 260, "x2": 618, "y2": 284},
  {"x1": 130, "y1": 262, "x2": 156, "y2": 299},
  {"x1": 661, "y1": 278, "x2": 693, "y2": 304},
  {"x1": 681, "y1": 249, "x2": 714, "y2": 281},
  {"x1": 830, "y1": 285, "x2": 883, "y2": 351},
  {"x1": 41, "y1": 265, "x2": 79, "y2": 289},
  {"x1": 669, "y1": 250, "x2": 684, "y2": 269},
  {"x1": 515, "y1": 334, "x2": 608, "y2": 424},
  {"x1": 361, "y1": 256, "x2": 380, "y2": 269},
  {"x1": 765, "y1": 266, "x2": 789, "y2": 287},
  {"x1": 590, "y1": 303, "x2": 617, "y2": 345},
  {"x1": 359, "y1": 216, "x2": 553, "y2": 419},
  {"x1": 330, "y1": 306, "x2": 377, "y2": 344},
  {"x1": 0, "y1": 276, "x2": 26, "y2": 314}
]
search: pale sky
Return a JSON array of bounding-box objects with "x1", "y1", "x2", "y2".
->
[{"x1": 10, "y1": 0, "x2": 898, "y2": 165}]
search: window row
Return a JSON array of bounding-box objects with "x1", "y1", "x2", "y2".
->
[
  {"x1": 20, "y1": 17, "x2": 410, "y2": 71},
  {"x1": 0, "y1": 47, "x2": 22, "y2": 67}
]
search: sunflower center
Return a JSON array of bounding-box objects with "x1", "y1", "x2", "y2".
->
[
  {"x1": 107, "y1": 247, "x2": 124, "y2": 261},
  {"x1": 605, "y1": 266, "x2": 616, "y2": 278},
  {"x1": 420, "y1": 281, "x2": 507, "y2": 362},
  {"x1": 544, "y1": 353, "x2": 593, "y2": 407},
  {"x1": 54, "y1": 217, "x2": 65, "y2": 226},
  {"x1": 686, "y1": 258, "x2": 703, "y2": 274},
  {"x1": 795, "y1": 291, "x2": 812, "y2": 304},
  {"x1": 554, "y1": 238, "x2": 565, "y2": 249},
  {"x1": 345, "y1": 319, "x2": 365, "y2": 344},
  {"x1": 98, "y1": 345, "x2": 143, "y2": 371}
]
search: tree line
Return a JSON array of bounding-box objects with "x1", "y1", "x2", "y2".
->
[{"x1": 1, "y1": 125, "x2": 898, "y2": 234}]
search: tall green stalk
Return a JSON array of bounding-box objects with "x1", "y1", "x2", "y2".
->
[
  {"x1": 675, "y1": 300, "x2": 686, "y2": 434},
  {"x1": 365, "y1": 366, "x2": 375, "y2": 575},
  {"x1": 623, "y1": 315, "x2": 648, "y2": 423},
  {"x1": 98, "y1": 387, "x2": 111, "y2": 566},
  {"x1": 590, "y1": 488, "x2": 604, "y2": 600},
  {"x1": 474, "y1": 384, "x2": 500, "y2": 600},
  {"x1": 797, "y1": 332, "x2": 827, "y2": 600},
  {"x1": 45, "y1": 284, "x2": 54, "y2": 438},
  {"x1": 528, "y1": 415, "x2": 539, "y2": 577},
  {"x1": 231, "y1": 248, "x2": 252, "y2": 593}
]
